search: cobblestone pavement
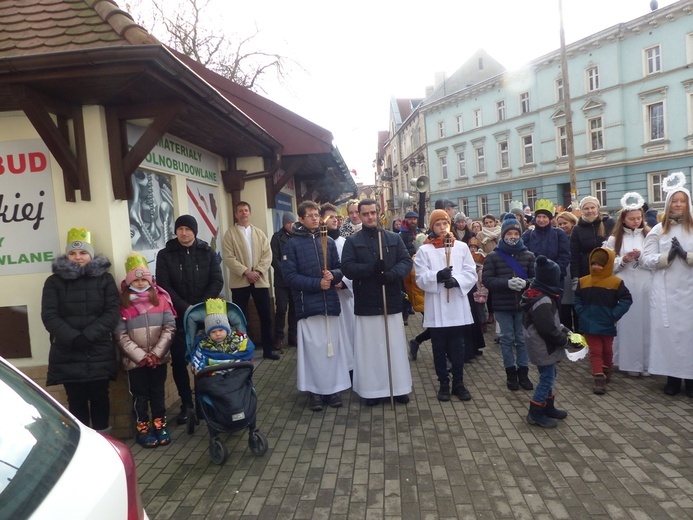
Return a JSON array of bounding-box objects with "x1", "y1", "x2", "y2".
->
[{"x1": 132, "y1": 315, "x2": 693, "y2": 519}]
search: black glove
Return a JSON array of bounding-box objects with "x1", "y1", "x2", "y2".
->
[
  {"x1": 73, "y1": 334, "x2": 90, "y2": 350},
  {"x1": 436, "y1": 267, "x2": 453, "y2": 283},
  {"x1": 672, "y1": 237, "x2": 688, "y2": 260},
  {"x1": 443, "y1": 278, "x2": 459, "y2": 289},
  {"x1": 373, "y1": 259, "x2": 386, "y2": 274},
  {"x1": 668, "y1": 243, "x2": 679, "y2": 263}
]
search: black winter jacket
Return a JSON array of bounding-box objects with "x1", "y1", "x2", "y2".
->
[
  {"x1": 341, "y1": 226, "x2": 412, "y2": 316},
  {"x1": 282, "y1": 224, "x2": 342, "y2": 320},
  {"x1": 155, "y1": 237, "x2": 224, "y2": 320},
  {"x1": 270, "y1": 228, "x2": 292, "y2": 287},
  {"x1": 41, "y1": 256, "x2": 120, "y2": 386},
  {"x1": 570, "y1": 216, "x2": 615, "y2": 278},
  {"x1": 482, "y1": 248, "x2": 536, "y2": 312}
]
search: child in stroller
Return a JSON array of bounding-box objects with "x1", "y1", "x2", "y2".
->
[{"x1": 184, "y1": 298, "x2": 268, "y2": 464}]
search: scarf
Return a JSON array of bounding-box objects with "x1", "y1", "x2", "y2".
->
[
  {"x1": 129, "y1": 290, "x2": 154, "y2": 316},
  {"x1": 477, "y1": 225, "x2": 501, "y2": 244},
  {"x1": 496, "y1": 236, "x2": 527, "y2": 255},
  {"x1": 424, "y1": 232, "x2": 455, "y2": 249}
]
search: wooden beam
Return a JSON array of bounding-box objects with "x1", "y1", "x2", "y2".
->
[
  {"x1": 273, "y1": 160, "x2": 300, "y2": 194},
  {"x1": 105, "y1": 107, "x2": 127, "y2": 200},
  {"x1": 57, "y1": 115, "x2": 75, "y2": 202}
]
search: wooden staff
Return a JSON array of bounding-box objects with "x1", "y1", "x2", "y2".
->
[
  {"x1": 444, "y1": 233, "x2": 452, "y2": 303},
  {"x1": 378, "y1": 228, "x2": 395, "y2": 410},
  {"x1": 320, "y1": 219, "x2": 334, "y2": 357}
]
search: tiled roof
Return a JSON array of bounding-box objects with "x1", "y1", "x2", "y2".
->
[{"x1": 0, "y1": 0, "x2": 157, "y2": 57}]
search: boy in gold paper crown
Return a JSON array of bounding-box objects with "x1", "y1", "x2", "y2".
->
[{"x1": 191, "y1": 298, "x2": 255, "y2": 373}]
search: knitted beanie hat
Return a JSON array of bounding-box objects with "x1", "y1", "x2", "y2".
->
[
  {"x1": 531, "y1": 255, "x2": 561, "y2": 294},
  {"x1": 282, "y1": 212, "x2": 297, "y2": 226},
  {"x1": 579, "y1": 196, "x2": 600, "y2": 210},
  {"x1": 204, "y1": 298, "x2": 231, "y2": 335},
  {"x1": 429, "y1": 209, "x2": 451, "y2": 230},
  {"x1": 175, "y1": 214, "x2": 198, "y2": 236},
  {"x1": 65, "y1": 227, "x2": 95, "y2": 258},
  {"x1": 501, "y1": 215, "x2": 522, "y2": 238}
]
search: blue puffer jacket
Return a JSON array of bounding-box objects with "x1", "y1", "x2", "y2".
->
[
  {"x1": 522, "y1": 225, "x2": 570, "y2": 278},
  {"x1": 282, "y1": 223, "x2": 343, "y2": 320}
]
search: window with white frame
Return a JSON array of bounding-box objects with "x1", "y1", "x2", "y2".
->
[
  {"x1": 456, "y1": 115, "x2": 463, "y2": 133},
  {"x1": 473, "y1": 109, "x2": 482, "y2": 128},
  {"x1": 587, "y1": 66, "x2": 600, "y2": 91},
  {"x1": 475, "y1": 146, "x2": 485, "y2": 174},
  {"x1": 592, "y1": 179, "x2": 607, "y2": 207},
  {"x1": 520, "y1": 92, "x2": 530, "y2": 114},
  {"x1": 556, "y1": 78, "x2": 564, "y2": 102},
  {"x1": 440, "y1": 156, "x2": 448, "y2": 180},
  {"x1": 496, "y1": 100, "x2": 506, "y2": 122},
  {"x1": 557, "y1": 126, "x2": 568, "y2": 157},
  {"x1": 501, "y1": 192, "x2": 513, "y2": 213},
  {"x1": 647, "y1": 101, "x2": 665, "y2": 141},
  {"x1": 525, "y1": 188, "x2": 537, "y2": 211},
  {"x1": 460, "y1": 198, "x2": 469, "y2": 217},
  {"x1": 478, "y1": 195, "x2": 489, "y2": 216},
  {"x1": 588, "y1": 116, "x2": 604, "y2": 151},
  {"x1": 649, "y1": 172, "x2": 665, "y2": 204},
  {"x1": 522, "y1": 135, "x2": 534, "y2": 164},
  {"x1": 645, "y1": 45, "x2": 661, "y2": 75},
  {"x1": 498, "y1": 141, "x2": 509, "y2": 169},
  {"x1": 438, "y1": 121, "x2": 445, "y2": 139},
  {"x1": 457, "y1": 151, "x2": 467, "y2": 177}
]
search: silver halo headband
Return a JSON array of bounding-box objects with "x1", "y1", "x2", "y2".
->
[{"x1": 620, "y1": 192, "x2": 645, "y2": 211}]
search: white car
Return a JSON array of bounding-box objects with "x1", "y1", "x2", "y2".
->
[{"x1": 0, "y1": 357, "x2": 149, "y2": 520}]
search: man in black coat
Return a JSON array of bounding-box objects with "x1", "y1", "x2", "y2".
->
[
  {"x1": 156, "y1": 215, "x2": 224, "y2": 424},
  {"x1": 271, "y1": 212, "x2": 297, "y2": 349}
]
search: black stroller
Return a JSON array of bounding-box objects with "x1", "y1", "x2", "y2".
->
[{"x1": 183, "y1": 300, "x2": 268, "y2": 464}]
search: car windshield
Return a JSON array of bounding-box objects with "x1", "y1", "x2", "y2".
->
[{"x1": 0, "y1": 361, "x2": 80, "y2": 519}]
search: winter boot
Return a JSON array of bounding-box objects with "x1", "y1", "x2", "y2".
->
[
  {"x1": 517, "y1": 366, "x2": 534, "y2": 390},
  {"x1": 602, "y1": 365, "x2": 612, "y2": 384},
  {"x1": 593, "y1": 374, "x2": 607, "y2": 395},
  {"x1": 505, "y1": 367, "x2": 519, "y2": 391},
  {"x1": 409, "y1": 339, "x2": 420, "y2": 361},
  {"x1": 526, "y1": 400, "x2": 558, "y2": 428},
  {"x1": 452, "y1": 381, "x2": 472, "y2": 401},
  {"x1": 136, "y1": 421, "x2": 158, "y2": 448},
  {"x1": 685, "y1": 379, "x2": 693, "y2": 398},
  {"x1": 437, "y1": 380, "x2": 451, "y2": 401},
  {"x1": 664, "y1": 376, "x2": 682, "y2": 396},
  {"x1": 545, "y1": 395, "x2": 568, "y2": 419},
  {"x1": 152, "y1": 417, "x2": 171, "y2": 446}
]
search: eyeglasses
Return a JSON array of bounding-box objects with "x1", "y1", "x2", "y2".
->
[{"x1": 304, "y1": 213, "x2": 320, "y2": 219}]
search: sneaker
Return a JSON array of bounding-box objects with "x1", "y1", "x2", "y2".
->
[
  {"x1": 263, "y1": 349, "x2": 281, "y2": 360},
  {"x1": 135, "y1": 421, "x2": 158, "y2": 448},
  {"x1": 309, "y1": 393, "x2": 323, "y2": 411},
  {"x1": 326, "y1": 393, "x2": 343, "y2": 408},
  {"x1": 152, "y1": 417, "x2": 171, "y2": 446},
  {"x1": 452, "y1": 384, "x2": 472, "y2": 401},
  {"x1": 437, "y1": 383, "x2": 451, "y2": 402},
  {"x1": 394, "y1": 394, "x2": 410, "y2": 404},
  {"x1": 408, "y1": 339, "x2": 419, "y2": 361}
]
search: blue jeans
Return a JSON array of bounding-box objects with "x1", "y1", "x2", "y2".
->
[
  {"x1": 495, "y1": 311, "x2": 528, "y2": 369},
  {"x1": 532, "y1": 365, "x2": 557, "y2": 404}
]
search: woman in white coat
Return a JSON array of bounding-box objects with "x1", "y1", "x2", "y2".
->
[
  {"x1": 603, "y1": 193, "x2": 652, "y2": 377},
  {"x1": 414, "y1": 210, "x2": 478, "y2": 402},
  {"x1": 641, "y1": 172, "x2": 693, "y2": 396}
]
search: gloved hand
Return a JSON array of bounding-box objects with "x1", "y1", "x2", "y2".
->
[
  {"x1": 373, "y1": 259, "x2": 386, "y2": 275},
  {"x1": 443, "y1": 278, "x2": 459, "y2": 289},
  {"x1": 508, "y1": 277, "x2": 526, "y2": 292},
  {"x1": 146, "y1": 353, "x2": 159, "y2": 368},
  {"x1": 672, "y1": 237, "x2": 688, "y2": 260},
  {"x1": 436, "y1": 267, "x2": 453, "y2": 283},
  {"x1": 571, "y1": 277, "x2": 579, "y2": 292},
  {"x1": 73, "y1": 334, "x2": 90, "y2": 350},
  {"x1": 668, "y1": 243, "x2": 679, "y2": 263}
]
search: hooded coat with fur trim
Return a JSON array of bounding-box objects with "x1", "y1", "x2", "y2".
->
[
  {"x1": 574, "y1": 247, "x2": 632, "y2": 336},
  {"x1": 41, "y1": 255, "x2": 120, "y2": 385}
]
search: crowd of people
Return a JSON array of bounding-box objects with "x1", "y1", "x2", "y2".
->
[{"x1": 39, "y1": 171, "x2": 693, "y2": 444}]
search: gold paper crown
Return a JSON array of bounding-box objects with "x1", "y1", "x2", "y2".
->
[
  {"x1": 125, "y1": 252, "x2": 149, "y2": 273},
  {"x1": 66, "y1": 228, "x2": 92, "y2": 245},
  {"x1": 508, "y1": 200, "x2": 524, "y2": 211},
  {"x1": 205, "y1": 298, "x2": 226, "y2": 316},
  {"x1": 534, "y1": 199, "x2": 555, "y2": 215}
]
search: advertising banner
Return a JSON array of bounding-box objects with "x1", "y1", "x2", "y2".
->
[{"x1": 0, "y1": 139, "x2": 60, "y2": 275}]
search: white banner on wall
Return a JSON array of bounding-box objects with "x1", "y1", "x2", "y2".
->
[
  {"x1": 127, "y1": 124, "x2": 220, "y2": 184},
  {"x1": 187, "y1": 180, "x2": 221, "y2": 255},
  {"x1": 0, "y1": 139, "x2": 60, "y2": 275}
]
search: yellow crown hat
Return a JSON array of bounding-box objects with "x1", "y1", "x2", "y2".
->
[
  {"x1": 65, "y1": 227, "x2": 94, "y2": 257},
  {"x1": 124, "y1": 252, "x2": 152, "y2": 285},
  {"x1": 204, "y1": 298, "x2": 230, "y2": 334},
  {"x1": 534, "y1": 199, "x2": 556, "y2": 218}
]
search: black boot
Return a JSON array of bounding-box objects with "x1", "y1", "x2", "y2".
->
[
  {"x1": 437, "y1": 379, "x2": 451, "y2": 401},
  {"x1": 175, "y1": 403, "x2": 193, "y2": 425},
  {"x1": 517, "y1": 366, "x2": 534, "y2": 390},
  {"x1": 664, "y1": 376, "x2": 682, "y2": 396},
  {"x1": 505, "y1": 367, "x2": 519, "y2": 391},
  {"x1": 685, "y1": 379, "x2": 693, "y2": 398},
  {"x1": 409, "y1": 339, "x2": 420, "y2": 361},
  {"x1": 527, "y1": 400, "x2": 558, "y2": 428},
  {"x1": 452, "y1": 381, "x2": 472, "y2": 401},
  {"x1": 545, "y1": 394, "x2": 568, "y2": 419}
]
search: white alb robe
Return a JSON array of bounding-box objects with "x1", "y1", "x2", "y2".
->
[{"x1": 297, "y1": 315, "x2": 351, "y2": 395}]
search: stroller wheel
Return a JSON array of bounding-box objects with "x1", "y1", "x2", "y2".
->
[
  {"x1": 209, "y1": 437, "x2": 228, "y2": 465},
  {"x1": 249, "y1": 429, "x2": 268, "y2": 456}
]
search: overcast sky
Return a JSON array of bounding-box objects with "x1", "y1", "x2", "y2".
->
[{"x1": 128, "y1": 0, "x2": 678, "y2": 185}]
